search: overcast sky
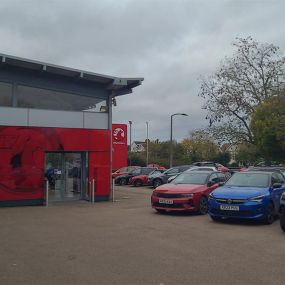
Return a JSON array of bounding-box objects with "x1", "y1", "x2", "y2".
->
[{"x1": 0, "y1": 0, "x2": 284, "y2": 142}]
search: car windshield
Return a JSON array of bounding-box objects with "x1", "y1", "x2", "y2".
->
[
  {"x1": 149, "y1": 170, "x2": 161, "y2": 175},
  {"x1": 225, "y1": 173, "x2": 269, "y2": 188},
  {"x1": 171, "y1": 172, "x2": 209, "y2": 185},
  {"x1": 130, "y1": 169, "x2": 141, "y2": 175}
]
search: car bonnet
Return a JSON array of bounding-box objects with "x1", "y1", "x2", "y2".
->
[{"x1": 212, "y1": 186, "x2": 269, "y2": 199}]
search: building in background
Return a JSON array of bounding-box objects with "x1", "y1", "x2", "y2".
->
[
  {"x1": 131, "y1": 141, "x2": 146, "y2": 152},
  {"x1": 0, "y1": 53, "x2": 143, "y2": 206}
]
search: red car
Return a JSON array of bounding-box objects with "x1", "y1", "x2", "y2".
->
[
  {"x1": 130, "y1": 169, "x2": 161, "y2": 187},
  {"x1": 112, "y1": 166, "x2": 140, "y2": 179},
  {"x1": 147, "y1": 163, "x2": 166, "y2": 171},
  {"x1": 151, "y1": 170, "x2": 227, "y2": 214}
]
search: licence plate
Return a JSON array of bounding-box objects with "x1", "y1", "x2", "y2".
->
[
  {"x1": 159, "y1": 199, "x2": 173, "y2": 204},
  {"x1": 220, "y1": 205, "x2": 239, "y2": 211}
]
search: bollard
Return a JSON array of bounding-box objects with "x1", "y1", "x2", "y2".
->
[
  {"x1": 46, "y1": 180, "x2": 49, "y2": 208},
  {"x1": 112, "y1": 179, "x2": 115, "y2": 202},
  {"x1": 92, "y1": 179, "x2": 95, "y2": 204}
]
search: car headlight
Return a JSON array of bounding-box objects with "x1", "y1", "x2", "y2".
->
[
  {"x1": 152, "y1": 191, "x2": 158, "y2": 197},
  {"x1": 180, "y1": 194, "x2": 194, "y2": 198},
  {"x1": 249, "y1": 195, "x2": 265, "y2": 202}
]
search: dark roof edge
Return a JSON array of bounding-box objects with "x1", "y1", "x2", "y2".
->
[{"x1": 0, "y1": 53, "x2": 144, "y2": 96}]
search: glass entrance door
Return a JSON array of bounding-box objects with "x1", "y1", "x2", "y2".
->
[{"x1": 45, "y1": 152, "x2": 86, "y2": 202}]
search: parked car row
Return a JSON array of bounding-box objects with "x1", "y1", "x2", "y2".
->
[
  {"x1": 114, "y1": 162, "x2": 231, "y2": 189},
  {"x1": 113, "y1": 164, "x2": 285, "y2": 231},
  {"x1": 114, "y1": 167, "x2": 159, "y2": 186},
  {"x1": 151, "y1": 169, "x2": 285, "y2": 232}
]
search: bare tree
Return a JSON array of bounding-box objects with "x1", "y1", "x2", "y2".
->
[{"x1": 199, "y1": 37, "x2": 285, "y2": 144}]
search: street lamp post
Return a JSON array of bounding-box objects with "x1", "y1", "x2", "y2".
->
[
  {"x1": 146, "y1": 121, "x2": 149, "y2": 166},
  {"x1": 129, "y1": 121, "x2": 132, "y2": 166},
  {"x1": 170, "y1": 113, "x2": 188, "y2": 168}
]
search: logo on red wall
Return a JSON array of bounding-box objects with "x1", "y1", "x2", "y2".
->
[{"x1": 113, "y1": 127, "x2": 126, "y2": 145}]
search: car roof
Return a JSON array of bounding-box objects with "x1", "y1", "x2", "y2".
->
[
  {"x1": 235, "y1": 171, "x2": 274, "y2": 175},
  {"x1": 140, "y1": 167, "x2": 156, "y2": 169},
  {"x1": 184, "y1": 170, "x2": 218, "y2": 174},
  {"x1": 247, "y1": 167, "x2": 285, "y2": 171}
]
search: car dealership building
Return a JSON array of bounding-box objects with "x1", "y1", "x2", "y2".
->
[{"x1": 0, "y1": 53, "x2": 143, "y2": 206}]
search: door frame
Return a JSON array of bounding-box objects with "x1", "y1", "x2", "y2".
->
[{"x1": 45, "y1": 151, "x2": 88, "y2": 202}]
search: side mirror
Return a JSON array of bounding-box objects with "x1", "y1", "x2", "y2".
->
[
  {"x1": 218, "y1": 182, "x2": 225, "y2": 186},
  {"x1": 272, "y1": 183, "x2": 282, "y2": 189},
  {"x1": 207, "y1": 181, "x2": 214, "y2": 187}
]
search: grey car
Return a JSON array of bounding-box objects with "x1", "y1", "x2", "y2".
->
[{"x1": 147, "y1": 165, "x2": 192, "y2": 188}]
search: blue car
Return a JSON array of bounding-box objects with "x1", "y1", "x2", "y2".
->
[{"x1": 208, "y1": 171, "x2": 285, "y2": 224}]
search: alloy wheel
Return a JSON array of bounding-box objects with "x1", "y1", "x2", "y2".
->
[
  {"x1": 199, "y1": 196, "x2": 209, "y2": 215},
  {"x1": 264, "y1": 202, "x2": 275, "y2": 224},
  {"x1": 153, "y1": 179, "x2": 162, "y2": 188},
  {"x1": 135, "y1": 180, "x2": 143, "y2": 187}
]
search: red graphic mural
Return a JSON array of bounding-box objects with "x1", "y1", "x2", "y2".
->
[
  {"x1": 0, "y1": 126, "x2": 110, "y2": 205},
  {"x1": 112, "y1": 124, "x2": 128, "y2": 170}
]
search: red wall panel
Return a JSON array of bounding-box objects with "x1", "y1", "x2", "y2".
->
[
  {"x1": 0, "y1": 126, "x2": 110, "y2": 204},
  {"x1": 112, "y1": 124, "x2": 128, "y2": 170}
]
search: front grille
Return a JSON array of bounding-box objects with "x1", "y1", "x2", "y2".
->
[
  {"x1": 156, "y1": 193, "x2": 184, "y2": 198},
  {"x1": 215, "y1": 198, "x2": 246, "y2": 204},
  {"x1": 211, "y1": 208, "x2": 252, "y2": 217},
  {"x1": 153, "y1": 202, "x2": 185, "y2": 208}
]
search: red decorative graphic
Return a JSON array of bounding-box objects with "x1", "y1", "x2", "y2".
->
[
  {"x1": 112, "y1": 124, "x2": 128, "y2": 171},
  {"x1": 0, "y1": 126, "x2": 110, "y2": 203},
  {"x1": 113, "y1": 127, "x2": 125, "y2": 143}
]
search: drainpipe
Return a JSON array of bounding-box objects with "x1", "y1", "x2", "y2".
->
[{"x1": 108, "y1": 92, "x2": 114, "y2": 201}]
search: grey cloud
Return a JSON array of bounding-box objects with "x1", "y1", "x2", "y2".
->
[{"x1": 0, "y1": 0, "x2": 284, "y2": 142}]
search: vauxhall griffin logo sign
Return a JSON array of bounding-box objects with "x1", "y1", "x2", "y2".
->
[{"x1": 113, "y1": 127, "x2": 126, "y2": 145}]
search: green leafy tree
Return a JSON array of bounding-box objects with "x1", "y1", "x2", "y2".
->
[
  {"x1": 181, "y1": 130, "x2": 219, "y2": 162},
  {"x1": 199, "y1": 37, "x2": 285, "y2": 144},
  {"x1": 234, "y1": 143, "x2": 261, "y2": 166},
  {"x1": 251, "y1": 95, "x2": 285, "y2": 163},
  {"x1": 213, "y1": 152, "x2": 231, "y2": 166}
]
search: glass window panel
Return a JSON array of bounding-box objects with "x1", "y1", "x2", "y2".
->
[
  {"x1": 17, "y1": 85, "x2": 107, "y2": 112},
  {"x1": 0, "y1": 82, "x2": 12, "y2": 106}
]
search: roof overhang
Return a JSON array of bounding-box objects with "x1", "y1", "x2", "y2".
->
[{"x1": 0, "y1": 53, "x2": 144, "y2": 96}]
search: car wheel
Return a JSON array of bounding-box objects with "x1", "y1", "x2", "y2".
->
[
  {"x1": 120, "y1": 178, "x2": 127, "y2": 186},
  {"x1": 199, "y1": 196, "x2": 209, "y2": 215},
  {"x1": 153, "y1": 179, "x2": 162, "y2": 188},
  {"x1": 280, "y1": 207, "x2": 285, "y2": 232},
  {"x1": 210, "y1": 215, "x2": 221, "y2": 222},
  {"x1": 263, "y1": 202, "x2": 275, "y2": 225},
  {"x1": 156, "y1": 209, "x2": 166, "y2": 214},
  {"x1": 134, "y1": 179, "x2": 143, "y2": 187}
]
